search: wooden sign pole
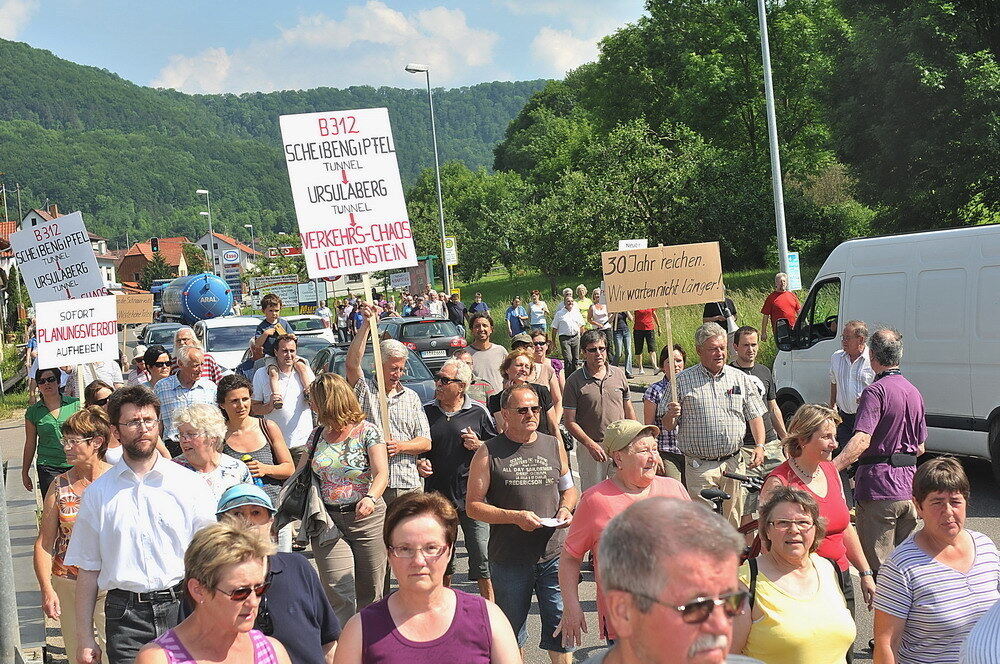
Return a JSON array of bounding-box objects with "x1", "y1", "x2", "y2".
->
[
  {"x1": 362, "y1": 273, "x2": 391, "y2": 436},
  {"x1": 663, "y1": 306, "x2": 678, "y2": 402}
]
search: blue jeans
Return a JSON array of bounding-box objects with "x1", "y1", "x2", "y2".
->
[
  {"x1": 446, "y1": 509, "x2": 491, "y2": 580},
  {"x1": 104, "y1": 590, "x2": 180, "y2": 664},
  {"x1": 613, "y1": 329, "x2": 634, "y2": 374},
  {"x1": 490, "y1": 556, "x2": 573, "y2": 653}
]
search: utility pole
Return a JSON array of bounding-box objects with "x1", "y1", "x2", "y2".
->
[
  {"x1": 14, "y1": 184, "x2": 22, "y2": 227},
  {"x1": 757, "y1": 0, "x2": 790, "y2": 274}
]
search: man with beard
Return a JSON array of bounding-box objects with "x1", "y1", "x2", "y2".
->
[
  {"x1": 468, "y1": 313, "x2": 509, "y2": 395},
  {"x1": 65, "y1": 386, "x2": 216, "y2": 664}
]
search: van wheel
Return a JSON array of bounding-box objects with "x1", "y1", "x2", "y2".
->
[
  {"x1": 778, "y1": 396, "x2": 802, "y2": 426},
  {"x1": 989, "y1": 419, "x2": 1000, "y2": 486}
]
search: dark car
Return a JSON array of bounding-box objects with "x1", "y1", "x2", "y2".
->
[
  {"x1": 138, "y1": 322, "x2": 182, "y2": 354},
  {"x1": 310, "y1": 342, "x2": 436, "y2": 403},
  {"x1": 376, "y1": 317, "x2": 468, "y2": 371}
]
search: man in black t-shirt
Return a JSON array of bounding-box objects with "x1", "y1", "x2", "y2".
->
[
  {"x1": 446, "y1": 292, "x2": 468, "y2": 329},
  {"x1": 730, "y1": 326, "x2": 788, "y2": 520}
]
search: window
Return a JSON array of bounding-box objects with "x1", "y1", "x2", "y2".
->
[{"x1": 797, "y1": 278, "x2": 841, "y2": 346}]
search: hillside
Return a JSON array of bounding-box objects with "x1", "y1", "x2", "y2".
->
[{"x1": 0, "y1": 38, "x2": 546, "y2": 244}]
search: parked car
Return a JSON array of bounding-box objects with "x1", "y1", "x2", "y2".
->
[
  {"x1": 137, "y1": 322, "x2": 182, "y2": 354},
  {"x1": 239, "y1": 335, "x2": 331, "y2": 371},
  {"x1": 285, "y1": 314, "x2": 337, "y2": 344},
  {"x1": 310, "y1": 342, "x2": 436, "y2": 403},
  {"x1": 376, "y1": 316, "x2": 467, "y2": 371},
  {"x1": 193, "y1": 316, "x2": 261, "y2": 370}
]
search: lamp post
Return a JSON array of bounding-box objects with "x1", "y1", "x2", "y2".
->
[
  {"x1": 196, "y1": 189, "x2": 217, "y2": 276},
  {"x1": 756, "y1": 0, "x2": 790, "y2": 274},
  {"x1": 405, "y1": 62, "x2": 451, "y2": 294},
  {"x1": 243, "y1": 223, "x2": 255, "y2": 254}
]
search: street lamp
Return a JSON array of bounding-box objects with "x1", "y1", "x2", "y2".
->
[
  {"x1": 243, "y1": 223, "x2": 256, "y2": 254},
  {"x1": 196, "y1": 189, "x2": 217, "y2": 276},
  {"x1": 405, "y1": 62, "x2": 451, "y2": 294}
]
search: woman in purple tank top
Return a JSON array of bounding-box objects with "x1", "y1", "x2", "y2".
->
[
  {"x1": 333, "y1": 493, "x2": 520, "y2": 664},
  {"x1": 135, "y1": 522, "x2": 291, "y2": 664}
]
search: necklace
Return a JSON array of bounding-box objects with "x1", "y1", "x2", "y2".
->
[{"x1": 790, "y1": 456, "x2": 818, "y2": 482}]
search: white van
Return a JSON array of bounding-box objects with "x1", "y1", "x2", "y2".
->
[{"x1": 772, "y1": 225, "x2": 1000, "y2": 481}]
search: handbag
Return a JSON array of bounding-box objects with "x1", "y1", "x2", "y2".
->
[{"x1": 274, "y1": 426, "x2": 322, "y2": 526}]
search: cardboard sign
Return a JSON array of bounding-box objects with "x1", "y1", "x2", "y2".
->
[
  {"x1": 116, "y1": 293, "x2": 154, "y2": 325},
  {"x1": 601, "y1": 241, "x2": 724, "y2": 313},
  {"x1": 279, "y1": 107, "x2": 418, "y2": 279},
  {"x1": 10, "y1": 211, "x2": 108, "y2": 304},
  {"x1": 36, "y1": 295, "x2": 119, "y2": 369},
  {"x1": 389, "y1": 272, "x2": 411, "y2": 290},
  {"x1": 444, "y1": 236, "x2": 458, "y2": 266},
  {"x1": 618, "y1": 238, "x2": 648, "y2": 251},
  {"x1": 786, "y1": 251, "x2": 802, "y2": 291}
]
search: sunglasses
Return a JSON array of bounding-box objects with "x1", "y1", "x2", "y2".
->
[
  {"x1": 532, "y1": 341, "x2": 548, "y2": 346},
  {"x1": 149, "y1": 361, "x2": 172, "y2": 368},
  {"x1": 434, "y1": 374, "x2": 463, "y2": 385},
  {"x1": 632, "y1": 590, "x2": 748, "y2": 624},
  {"x1": 584, "y1": 346, "x2": 607, "y2": 353},
  {"x1": 510, "y1": 405, "x2": 542, "y2": 415},
  {"x1": 216, "y1": 579, "x2": 271, "y2": 602},
  {"x1": 37, "y1": 376, "x2": 59, "y2": 385},
  {"x1": 93, "y1": 397, "x2": 109, "y2": 406}
]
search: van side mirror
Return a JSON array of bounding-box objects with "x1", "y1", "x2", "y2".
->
[{"x1": 775, "y1": 318, "x2": 794, "y2": 351}]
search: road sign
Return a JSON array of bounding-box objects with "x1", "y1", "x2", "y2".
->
[
  {"x1": 36, "y1": 295, "x2": 119, "y2": 369},
  {"x1": 279, "y1": 107, "x2": 418, "y2": 279},
  {"x1": 389, "y1": 272, "x2": 411, "y2": 290},
  {"x1": 786, "y1": 251, "x2": 802, "y2": 291},
  {"x1": 618, "y1": 239, "x2": 648, "y2": 251},
  {"x1": 267, "y1": 246, "x2": 303, "y2": 258},
  {"x1": 222, "y1": 249, "x2": 240, "y2": 264},
  {"x1": 297, "y1": 281, "x2": 318, "y2": 304},
  {"x1": 444, "y1": 236, "x2": 458, "y2": 266},
  {"x1": 249, "y1": 274, "x2": 299, "y2": 307},
  {"x1": 10, "y1": 211, "x2": 108, "y2": 304}
]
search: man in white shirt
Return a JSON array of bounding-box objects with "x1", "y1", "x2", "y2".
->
[
  {"x1": 252, "y1": 334, "x2": 315, "y2": 456},
  {"x1": 551, "y1": 295, "x2": 586, "y2": 371},
  {"x1": 315, "y1": 301, "x2": 333, "y2": 329},
  {"x1": 828, "y1": 319, "x2": 874, "y2": 504},
  {"x1": 66, "y1": 385, "x2": 216, "y2": 664}
]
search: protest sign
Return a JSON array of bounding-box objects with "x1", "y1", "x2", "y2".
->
[
  {"x1": 390, "y1": 272, "x2": 411, "y2": 290},
  {"x1": 36, "y1": 295, "x2": 118, "y2": 370},
  {"x1": 601, "y1": 242, "x2": 724, "y2": 313},
  {"x1": 249, "y1": 274, "x2": 299, "y2": 307},
  {"x1": 116, "y1": 293, "x2": 154, "y2": 325},
  {"x1": 279, "y1": 107, "x2": 418, "y2": 279},
  {"x1": 10, "y1": 211, "x2": 108, "y2": 304}
]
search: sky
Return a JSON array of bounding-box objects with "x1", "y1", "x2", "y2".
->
[{"x1": 0, "y1": 0, "x2": 648, "y2": 93}]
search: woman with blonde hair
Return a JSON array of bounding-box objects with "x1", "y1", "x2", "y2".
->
[
  {"x1": 136, "y1": 521, "x2": 291, "y2": 664},
  {"x1": 301, "y1": 372, "x2": 389, "y2": 627},
  {"x1": 172, "y1": 403, "x2": 253, "y2": 500},
  {"x1": 33, "y1": 406, "x2": 112, "y2": 664},
  {"x1": 760, "y1": 404, "x2": 875, "y2": 627}
]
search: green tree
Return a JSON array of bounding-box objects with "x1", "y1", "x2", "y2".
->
[
  {"x1": 139, "y1": 253, "x2": 172, "y2": 290},
  {"x1": 182, "y1": 243, "x2": 211, "y2": 274}
]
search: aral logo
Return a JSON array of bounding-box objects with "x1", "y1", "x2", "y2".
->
[{"x1": 199, "y1": 296, "x2": 220, "y2": 304}]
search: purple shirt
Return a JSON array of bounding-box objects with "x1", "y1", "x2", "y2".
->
[{"x1": 853, "y1": 374, "x2": 927, "y2": 501}]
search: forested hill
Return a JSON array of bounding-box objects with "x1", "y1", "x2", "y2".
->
[{"x1": 0, "y1": 38, "x2": 546, "y2": 244}]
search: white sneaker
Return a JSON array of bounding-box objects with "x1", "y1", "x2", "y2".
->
[{"x1": 638, "y1": 368, "x2": 646, "y2": 375}]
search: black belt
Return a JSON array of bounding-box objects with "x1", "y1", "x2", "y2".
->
[
  {"x1": 328, "y1": 501, "x2": 359, "y2": 513},
  {"x1": 856, "y1": 453, "x2": 917, "y2": 467},
  {"x1": 109, "y1": 583, "x2": 184, "y2": 604},
  {"x1": 695, "y1": 450, "x2": 740, "y2": 463}
]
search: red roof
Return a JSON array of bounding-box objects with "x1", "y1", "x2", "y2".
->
[
  {"x1": 31, "y1": 208, "x2": 57, "y2": 222},
  {"x1": 118, "y1": 282, "x2": 151, "y2": 294},
  {"x1": 211, "y1": 232, "x2": 261, "y2": 256},
  {"x1": 121, "y1": 236, "x2": 191, "y2": 268}
]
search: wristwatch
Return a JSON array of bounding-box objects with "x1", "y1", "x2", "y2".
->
[
  {"x1": 363, "y1": 494, "x2": 376, "y2": 503},
  {"x1": 859, "y1": 570, "x2": 874, "y2": 577}
]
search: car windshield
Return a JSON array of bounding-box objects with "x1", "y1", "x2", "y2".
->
[
  {"x1": 206, "y1": 325, "x2": 259, "y2": 352},
  {"x1": 330, "y1": 352, "x2": 433, "y2": 382},
  {"x1": 295, "y1": 338, "x2": 329, "y2": 362},
  {"x1": 148, "y1": 327, "x2": 179, "y2": 345},
  {"x1": 289, "y1": 318, "x2": 325, "y2": 332},
  {"x1": 401, "y1": 321, "x2": 461, "y2": 339}
]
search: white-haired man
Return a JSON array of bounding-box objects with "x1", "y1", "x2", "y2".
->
[{"x1": 759, "y1": 272, "x2": 801, "y2": 343}]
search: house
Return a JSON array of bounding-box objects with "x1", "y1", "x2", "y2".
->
[
  {"x1": 116, "y1": 237, "x2": 191, "y2": 285},
  {"x1": 195, "y1": 231, "x2": 261, "y2": 271}
]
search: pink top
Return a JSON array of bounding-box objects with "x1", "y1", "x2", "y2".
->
[
  {"x1": 767, "y1": 460, "x2": 850, "y2": 571},
  {"x1": 154, "y1": 628, "x2": 277, "y2": 664},
  {"x1": 564, "y1": 476, "x2": 690, "y2": 639}
]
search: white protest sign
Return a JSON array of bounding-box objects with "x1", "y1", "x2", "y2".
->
[
  {"x1": 618, "y1": 239, "x2": 648, "y2": 251},
  {"x1": 11, "y1": 211, "x2": 108, "y2": 304},
  {"x1": 389, "y1": 272, "x2": 411, "y2": 290},
  {"x1": 279, "y1": 108, "x2": 418, "y2": 279},
  {"x1": 36, "y1": 295, "x2": 118, "y2": 369}
]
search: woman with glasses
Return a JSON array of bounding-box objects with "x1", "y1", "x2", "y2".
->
[
  {"x1": 731, "y1": 487, "x2": 856, "y2": 663},
  {"x1": 172, "y1": 402, "x2": 254, "y2": 500},
  {"x1": 33, "y1": 407, "x2": 112, "y2": 664},
  {"x1": 488, "y1": 349, "x2": 560, "y2": 440},
  {"x1": 143, "y1": 344, "x2": 173, "y2": 390},
  {"x1": 528, "y1": 329, "x2": 564, "y2": 420},
  {"x1": 136, "y1": 521, "x2": 292, "y2": 664},
  {"x1": 23, "y1": 367, "x2": 80, "y2": 496},
  {"x1": 333, "y1": 492, "x2": 519, "y2": 664}
]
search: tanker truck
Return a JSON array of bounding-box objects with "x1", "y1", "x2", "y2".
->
[{"x1": 160, "y1": 273, "x2": 233, "y2": 325}]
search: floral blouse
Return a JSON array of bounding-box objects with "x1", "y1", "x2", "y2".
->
[{"x1": 308, "y1": 422, "x2": 382, "y2": 506}]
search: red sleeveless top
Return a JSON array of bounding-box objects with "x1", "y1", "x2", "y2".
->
[{"x1": 767, "y1": 460, "x2": 850, "y2": 571}]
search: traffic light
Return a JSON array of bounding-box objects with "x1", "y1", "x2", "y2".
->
[{"x1": 151, "y1": 237, "x2": 159, "y2": 252}]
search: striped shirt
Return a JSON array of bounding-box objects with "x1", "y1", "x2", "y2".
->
[
  {"x1": 354, "y1": 378, "x2": 430, "y2": 490},
  {"x1": 961, "y1": 597, "x2": 1000, "y2": 663},
  {"x1": 875, "y1": 531, "x2": 1000, "y2": 664},
  {"x1": 643, "y1": 377, "x2": 680, "y2": 454}
]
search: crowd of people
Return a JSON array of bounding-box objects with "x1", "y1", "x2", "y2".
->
[{"x1": 17, "y1": 271, "x2": 1000, "y2": 664}]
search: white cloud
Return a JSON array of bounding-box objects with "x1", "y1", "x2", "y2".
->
[
  {"x1": 501, "y1": 0, "x2": 642, "y2": 36},
  {"x1": 0, "y1": 0, "x2": 39, "y2": 39},
  {"x1": 531, "y1": 27, "x2": 599, "y2": 75},
  {"x1": 151, "y1": 1, "x2": 499, "y2": 94}
]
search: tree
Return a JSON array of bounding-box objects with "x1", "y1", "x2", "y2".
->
[
  {"x1": 139, "y1": 253, "x2": 172, "y2": 290},
  {"x1": 182, "y1": 243, "x2": 211, "y2": 274}
]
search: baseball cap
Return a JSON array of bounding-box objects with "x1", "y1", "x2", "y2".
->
[
  {"x1": 216, "y1": 484, "x2": 275, "y2": 517},
  {"x1": 511, "y1": 333, "x2": 533, "y2": 347},
  {"x1": 133, "y1": 344, "x2": 148, "y2": 360},
  {"x1": 601, "y1": 419, "x2": 659, "y2": 454}
]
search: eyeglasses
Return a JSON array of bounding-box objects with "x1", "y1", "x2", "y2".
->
[
  {"x1": 434, "y1": 374, "x2": 464, "y2": 385},
  {"x1": 388, "y1": 543, "x2": 450, "y2": 559},
  {"x1": 119, "y1": 418, "x2": 158, "y2": 431},
  {"x1": 37, "y1": 376, "x2": 59, "y2": 385},
  {"x1": 584, "y1": 346, "x2": 607, "y2": 354},
  {"x1": 532, "y1": 341, "x2": 548, "y2": 346},
  {"x1": 61, "y1": 437, "x2": 93, "y2": 448},
  {"x1": 630, "y1": 590, "x2": 748, "y2": 624},
  {"x1": 215, "y1": 580, "x2": 271, "y2": 602},
  {"x1": 511, "y1": 405, "x2": 542, "y2": 415},
  {"x1": 93, "y1": 397, "x2": 110, "y2": 406},
  {"x1": 149, "y1": 361, "x2": 172, "y2": 368},
  {"x1": 768, "y1": 519, "x2": 815, "y2": 531},
  {"x1": 177, "y1": 430, "x2": 204, "y2": 441}
]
